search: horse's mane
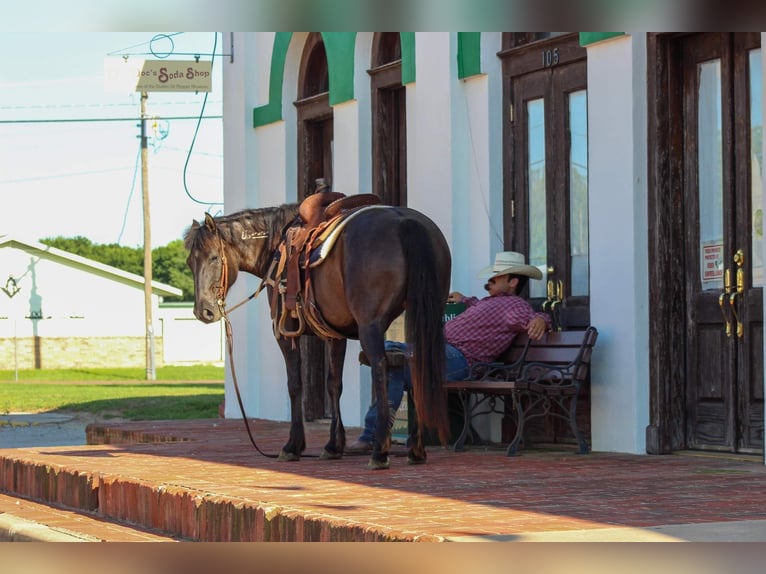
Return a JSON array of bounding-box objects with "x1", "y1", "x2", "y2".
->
[{"x1": 183, "y1": 204, "x2": 299, "y2": 252}]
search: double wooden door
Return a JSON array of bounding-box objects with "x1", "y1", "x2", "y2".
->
[
  {"x1": 681, "y1": 33, "x2": 763, "y2": 453},
  {"x1": 501, "y1": 33, "x2": 591, "y2": 443},
  {"x1": 503, "y1": 34, "x2": 590, "y2": 329}
]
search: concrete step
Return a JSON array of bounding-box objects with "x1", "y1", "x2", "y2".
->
[{"x1": 0, "y1": 493, "x2": 183, "y2": 542}]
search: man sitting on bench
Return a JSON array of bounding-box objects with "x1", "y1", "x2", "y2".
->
[{"x1": 348, "y1": 251, "x2": 551, "y2": 453}]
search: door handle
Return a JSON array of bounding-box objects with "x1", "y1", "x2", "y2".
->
[
  {"x1": 719, "y1": 268, "x2": 733, "y2": 337},
  {"x1": 731, "y1": 249, "x2": 745, "y2": 338},
  {"x1": 542, "y1": 279, "x2": 554, "y2": 312},
  {"x1": 729, "y1": 291, "x2": 743, "y2": 338},
  {"x1": 550, "y1": 280, "x2": 564, "y2": 331}
]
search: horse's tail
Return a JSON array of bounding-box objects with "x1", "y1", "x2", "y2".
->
[{"x1": 400, "y1": 218, "x2": 450, "y2": 445}]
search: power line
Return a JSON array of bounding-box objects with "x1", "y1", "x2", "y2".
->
[{"x1": 0, "y1": 115, "x2": 222, "y2": 125}]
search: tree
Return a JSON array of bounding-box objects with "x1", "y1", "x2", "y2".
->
[
  {"x1": 153, "y1": 239, "x2": 194, "y2": 301},
  {"x1": 40, "y1": 236, "x2": 192, "y2": 301}
]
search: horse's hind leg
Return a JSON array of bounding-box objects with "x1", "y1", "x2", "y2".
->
[
  {"x1": 277, "y1": 337, "x2": 305, "y2": 461},
  {"x1": 368, "y1": 358, "x2": 395, "y2": 470},
  {"x1": 321, "y1": 338, "x2": 347, "y2": 460},
  {"x1": 358, "y1": 327, "x2": 392, "y2": 470}
]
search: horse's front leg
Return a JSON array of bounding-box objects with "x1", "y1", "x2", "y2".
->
[
  {"x1": 321, "y1": 338, "x2": 347, "y2": 460},
  {"x1": 277, "y1": 336, "x2": 305, "y2": 461}
]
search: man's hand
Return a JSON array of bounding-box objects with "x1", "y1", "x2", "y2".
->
[
  {"x1": 527, "y1": 316, "x2": 547, "y2": 340},
  {"x1": 447, "y1": 291, "x2": 464, "y2": 304}
]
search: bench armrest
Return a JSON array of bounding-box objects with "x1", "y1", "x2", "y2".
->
[{"x1": 519, "y1": 361, "x2": 577, "y2": 387}]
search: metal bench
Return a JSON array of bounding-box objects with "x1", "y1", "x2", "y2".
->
[{"x1": 443, "y1": 326, "x2": 598, "y2": 456}]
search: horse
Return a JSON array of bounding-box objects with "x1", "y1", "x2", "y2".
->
[{"x1": 184, "y1": 201, "x2": 452, "y2": 470}]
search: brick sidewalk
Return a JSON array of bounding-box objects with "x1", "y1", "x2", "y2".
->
[{"x1": 1, "y1": 417, "x2": 765, "y2": 541}]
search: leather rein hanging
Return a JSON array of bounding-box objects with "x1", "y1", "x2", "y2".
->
[
  {"x1": 211, "y1": 224, "x2": 336, "y2": 460},
  {"x1": 212, "y1": 230, "x2": 279, "y2": 459}
]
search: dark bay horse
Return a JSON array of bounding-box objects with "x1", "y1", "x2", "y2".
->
[{"x1": 184, "y1": 203, "x2": 451, "y2": 469}]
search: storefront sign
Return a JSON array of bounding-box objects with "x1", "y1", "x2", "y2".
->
[{"x1": 104, "y1": 58, "x2": 212, "y2": 92}]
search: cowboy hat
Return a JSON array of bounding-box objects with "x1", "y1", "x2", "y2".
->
[{"x1": 477, "y1": 251, "x2": 543, "y2": 280}]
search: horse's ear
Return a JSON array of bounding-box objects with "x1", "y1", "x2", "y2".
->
[{"x1": 204, "y1": 213, "x2": 216, "y2": 232}]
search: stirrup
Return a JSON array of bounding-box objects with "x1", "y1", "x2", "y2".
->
[{"x1": 278, "y1": 294, "x2": 305, "y2": 338}]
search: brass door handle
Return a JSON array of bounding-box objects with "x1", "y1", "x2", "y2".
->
[
  {"x1": 542, "y1": 279, "x2": 554, "y2": 312},
  {"x1": 729, "y1": 291, "x2": 743, "y2": 338},
  {"x1": 550, "y1": 280, "x2": 564, "y2": 331},
  {"x1": 732, "y1": 249, "x2": 745, "y2": 338},
  {"x1": 719, "y1": 293, "x2": 732, "y2": 337},
  {"x1": 550, "y1": 280, "x2": 563, "y2": 310}
]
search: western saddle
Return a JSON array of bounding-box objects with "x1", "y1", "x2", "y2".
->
[{"x1": 270, "y1": 188, "x2": 382, "y2": 340}]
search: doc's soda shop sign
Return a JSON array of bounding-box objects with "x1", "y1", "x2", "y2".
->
[{"x1": 105, "y1": 58, "x2": 212, "y2": 92}]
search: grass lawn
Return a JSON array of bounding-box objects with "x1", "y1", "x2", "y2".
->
[
  {"x1": 0, "y1": 365, "x2": 224, "y2": 420},
  {"x1": 0, "y1": 364, "x2": 224, "y2": 383}
]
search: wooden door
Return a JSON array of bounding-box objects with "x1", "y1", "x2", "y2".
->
[
  {"x1": 501, "y1": 33, "x2": 590, "y2": 444},
  {"x1": 295, "y1": 33, "x2": 334, "y2": 420},
  {"x1": 682, "y1": 33, "x2": 763, "y2": 453},
  {"x1": 370, "y1": 33, "x2": 407, "y2": 207},
  {"x1": 504, "y1": 34, "x2": 590, "y2": 329}
]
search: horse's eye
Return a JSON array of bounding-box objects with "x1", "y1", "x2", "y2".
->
[{"x1": 209, "y1": 254, "x2": 219, "y2": 263}]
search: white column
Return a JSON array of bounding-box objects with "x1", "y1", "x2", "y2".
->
[
  {"x1": 587, "y1": 34, "x2": 650, "y2": 454},
  {"x1": 222, "y1": 32, "x2": 291, "y2": 421},
  {"x1": 450, "y1": 32, "x2": 504, "y2": 297},
  {"x1": 408, "y1": 33, "x2": 453, "y2": 237}
]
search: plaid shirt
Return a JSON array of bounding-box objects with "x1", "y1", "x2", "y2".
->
[{"x1": 444, "y1": 293, "x2": 551, "y2": 365}]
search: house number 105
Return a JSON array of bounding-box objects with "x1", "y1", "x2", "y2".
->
[{"x1": 542, "y1": 48, "x2": 560, "y2": 68}]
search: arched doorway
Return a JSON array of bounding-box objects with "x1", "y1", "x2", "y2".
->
[
  {"x1": 294, "y1": 33, "x2": 334, "y2": 419},
  {"x1": 369, "y1": 32, "x2": 407, "y2": 206}
]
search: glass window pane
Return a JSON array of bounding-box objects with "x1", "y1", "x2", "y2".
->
[
  {"x1": 569, "y1": 89, "x2": 589, "y2": 297},
  {"x1": 698, "y1": 59, "x2": 724, "y2": 291},
  {"x1": 750, "y1": 49, "x2": 763, "y2": 288},
  {"x1": 527, "y1": 98, "x2": 547, "y2": 298}
]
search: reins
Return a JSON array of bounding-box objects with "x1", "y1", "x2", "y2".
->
[
  {"x1": 211, "y1": 223, "x2": 366, "y2": 460},
  {"x1": 214, "y1": 231, "x2": 279, "y2": 459}
]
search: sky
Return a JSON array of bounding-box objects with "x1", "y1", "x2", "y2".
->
[{"x1": 0, "y1": 32, "x2": 224, "y2": 248}]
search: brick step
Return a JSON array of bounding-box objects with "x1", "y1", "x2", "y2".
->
[
  {"x1": 0, "y1": 493, "x2": 183, "y2": 542},
  {"x1": 0, "y1": 453, "x2": 410, "y2": 541}
]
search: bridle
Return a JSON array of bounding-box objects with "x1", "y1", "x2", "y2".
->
[{"x1": 213, "y1": 230, "x2": 271, "y2": 317}]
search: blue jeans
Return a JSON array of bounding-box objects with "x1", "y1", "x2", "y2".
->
[{"x1": 358, "y1": 341, "x2": 469, "y2": 444}]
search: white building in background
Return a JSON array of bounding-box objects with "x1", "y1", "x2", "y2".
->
[
  {"x1": 0, "y1": 234, "x2": 223, "y2": 369},
  {"x1": 219, "y1": 32, "x2": 766, "y2": 460}
]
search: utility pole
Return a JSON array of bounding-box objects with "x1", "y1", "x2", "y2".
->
[{"x1": 140, "y1": 91, "x2": 156, "y2": 380}]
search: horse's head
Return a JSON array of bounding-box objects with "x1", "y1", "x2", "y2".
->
[{"x1": 184, "y1": 213, "x2": 239, "y2": 323}]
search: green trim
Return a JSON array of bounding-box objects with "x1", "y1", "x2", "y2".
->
[
  {"x1": 401, "y1": 32, "x2": 416, "y2": 84},
  {"x1": 253, "y1": 32, "x2": 292, "y2": 128},
  {"x1": 322, "y1": 32, "x2": 357, "y2": 106},
  {"x1": 579, "y1": 32, "x2": 625, "y2": 47},
  {"x1": 457, "y1": 32, "x2": 481, "y2": 79},
  {"x1": 253, "y1": 32, "x2": 418, "y2": 127}
]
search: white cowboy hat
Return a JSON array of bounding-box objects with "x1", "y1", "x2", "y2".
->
[{"x1": 476, "y1": 251, "x2": 543, "y2": 280}]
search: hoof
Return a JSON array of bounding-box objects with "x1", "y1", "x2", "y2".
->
[
  {"x1": 366, "y1": 457, "x2": 390, "y2": 470},
  {"x1": 278, "y1": 450, "x2": 300, "y2": 462},
  {"x1": 406, "y1": 455, "x2": 427, "y2": 465},
  {"x1": 320, "y1": 449, "x2": 342, "y2": 460}
]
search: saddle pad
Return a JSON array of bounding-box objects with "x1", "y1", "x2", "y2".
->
[{"x1": 307, "y1": 204, "x2": 393, "y2": 267}]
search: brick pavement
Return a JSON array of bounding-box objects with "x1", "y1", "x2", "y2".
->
[{"x1": 1, "y1": 417, "x2": 765, "y2": 541}]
